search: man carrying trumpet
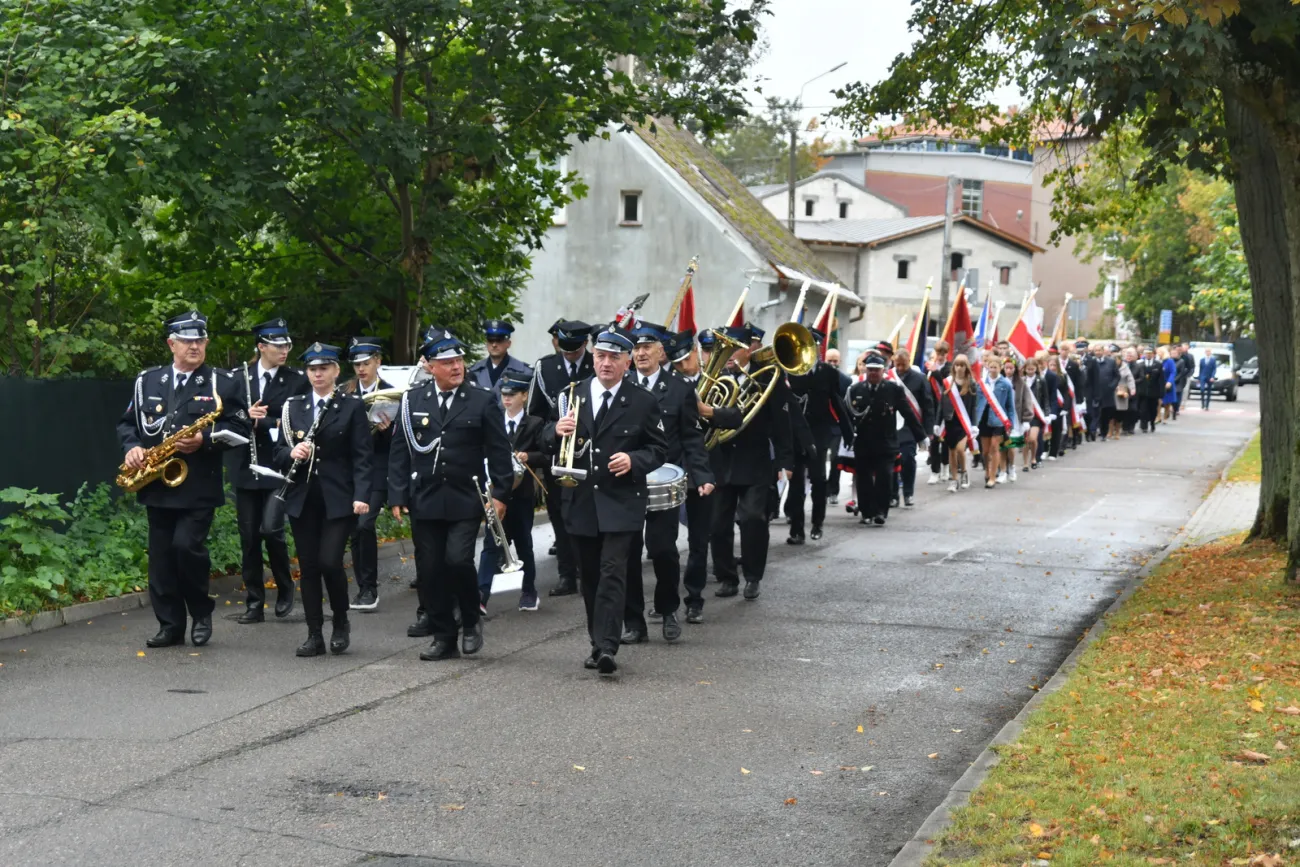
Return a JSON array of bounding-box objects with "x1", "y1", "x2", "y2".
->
[{"x1": 389, "y1": 327, "x2": 514, "y2": 661}]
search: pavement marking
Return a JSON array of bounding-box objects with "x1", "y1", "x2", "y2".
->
[
  {"x1": 1046, "y1": 496, "x2": 1107, "y2": 538},
  {"x1": 927, "y1": 544, "x2": 974, "y2": 567}
]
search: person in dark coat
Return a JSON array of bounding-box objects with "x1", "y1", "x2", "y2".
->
[
  {"x1": 1133, "y1": 345, "x2": 1165, "y2": 432},
  {"x1": 1092, "y1": 345, "x2": 1120, "y2": 438},
  {"x1": 889, "y1": 347, "x2": 934, "y2": 508},
  {"x1": 666, "y1": 329, "x2": 715, "y2": 623},
  {"x1": 1080, "y1": 341, "x2": 1100, "y2": 441},
  {"x1": 547, "y1": 327, "x2": 667, "y2": 676},
  {"x1": 823, "y1": 348, "x2": 853, "y2": 504},
  {"x1": 926, "y1": 340, "x2": 953, "y2": 483},
  {"x1": 466, "y1": 319, "x2": 533, "y2": 405},
  {"x1": 785, "y1": 328, "x2": 854, "y2": 542},
  {"x1": 846, "y1": 353, "x2": 925, "y2": 525},
  {"x1": 343, "y1": 337, "x2": 394, "y2": 612}
]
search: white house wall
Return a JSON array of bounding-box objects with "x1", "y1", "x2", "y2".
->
[
  {"x1": 756, "y1": 175, "x2": 905, "y2": 223},
  {"x1": 516, "y1": 131, "x2": 769, "y2": 364}
]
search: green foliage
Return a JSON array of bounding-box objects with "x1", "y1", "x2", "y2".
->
[
  {"x1": 1191, "y1": 192, "x2": 1255, "y2": 338},
  {"x1": 709, "y1": 97, "x2": 841, "y2": 186}
]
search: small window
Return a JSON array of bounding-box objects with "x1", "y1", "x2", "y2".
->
[
  {"x1": 896, "y1": 260, "x2": 910, "y2": 280},
  {"x1": 960, "y1": 179, "x2": 984, "y2": 218},
  {"x1": 621, "y1": 192, "x2": 641, "y2": 225},
  {"x1": 838, "y1": 201, "x2": 849, "y2": 219},
  {"x1": 950, "y1": 252, "x2": 964, "y2": 280},
  {"x1": 999, "y1": 266, "x2": 1011, "y2": 285},
  {"x1": 804, "y1": 199, "x2": 815, "y2": 217}
]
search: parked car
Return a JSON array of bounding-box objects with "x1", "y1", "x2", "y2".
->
[
  {"x1": 1238, "y1": 356, "x2": 1259, "y2": 384},
  {"x1": 1188, "y1": 341, "x2": 1238, "y2": 402}
]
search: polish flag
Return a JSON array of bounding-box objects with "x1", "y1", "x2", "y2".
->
[{"x1": 1007, "y1": 296, "x2": 1047, "y2": 360}]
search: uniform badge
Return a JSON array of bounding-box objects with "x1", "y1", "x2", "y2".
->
[
  {"x1": 422, "y1": 417, "x2": 429, "y2": 426},
  {"x1": 195, "y1": 375, "x2": 205, "y2": 386},
  {"x1": 296, "y1": 430, "x2": 305, "y2": 440},
  {"x1": 156, "y1": 404, "x2": 164, "y2": 413},
  {"x1": 159, "y1": 373, "x2": 168, "y2": 384}
]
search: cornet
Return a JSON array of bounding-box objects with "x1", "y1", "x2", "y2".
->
[
  {"x1": 475, "y1": 475, "x2": 522, "y2": 576},
  {"x1": 550, "y1": 381, "x2": 588, "y2": 487}
]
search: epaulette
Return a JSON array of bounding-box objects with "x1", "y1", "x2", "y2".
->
[
  {"x1": 287, "y1": 394, "x2": 308, "y2": 402},
  {"x1": 216, "y1": 368, "x2": 233, "y2": 379},
  {"x1": 469, "y1": 382, "x2": 486, "y2": 390},
  {"x1": 139, "y1": 365, "x2": 164, "y2": 377}
]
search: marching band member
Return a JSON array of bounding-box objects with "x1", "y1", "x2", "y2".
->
[
  {"x1": 621, "y1": 323, "x2": 712, "y2": 644},
  {"x1": 890, "y1": 347, "x2": 934, "y2": 509},
  {"x1": 117, "y1": 311, "x2": 249, "y2": 647},
  {"x1": 846, "y1": 352, "x2": 925, "y2": 526},
  {"x1": 785, "y1": 327, "x2": 853, "y2": 543},
  {"x1": 475, "y1": 373, "x2": 546, "y2": 612},
  {"x1": 230, "y1": 318, "x2": 308, "y2": 624},
  {"x1": 824, "y1": 348, "x2": 852, "y2": 505},
  {"x1": 272, "y1": 343, "x2": 372, "y2": 656},
  {"x1": 390, "y1": 328, "x2": 514, "y2": 661},
  {"x1": 667, "y1": 330, "x2": 713, "y2": 622},
  {"x1": 697, "y1": 328, "x2": 715, "y2": 370},
  {"x1": 926, "y1": 340, "x2": 953, "y2": 485},
  {"x1": 528, "y1": 319, "x2": 595, "y2": 597},
  {"x1": 703, "y1": 324, "x2": 795, "y2": 601},
  {"x1": 548, "y1": 326, "x2": 666, "y2": 675},
  {"x1": 467, "y1": 318, "x2": 533, "y2": 403},
  {"x1": 344, "y1": 337, "x2": 394, "y2": 611}
]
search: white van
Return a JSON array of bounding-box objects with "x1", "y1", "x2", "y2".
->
[{"x1": 1187, "y1": 341, "x2": 1238, "y2": 402}]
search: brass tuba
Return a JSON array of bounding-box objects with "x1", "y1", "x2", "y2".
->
[{"x1": 697, "y1": 322, "x2": 818, "y2": 449}]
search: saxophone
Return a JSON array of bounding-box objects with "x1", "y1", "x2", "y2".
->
[{"x1": 116, "y1": 392, "x2": 224, "y2": 493}]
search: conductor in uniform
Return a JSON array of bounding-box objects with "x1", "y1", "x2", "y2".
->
[
  {"x1": 118, "y1": 311, "x2": 249, "y2": 647},
  {"x1": 548, "y1": 326, "x2": 666, "y2": 676},
  {"x1": 847, "y1": 352, "x2": 926, "y2": 526},
  {"x1": 389, "y1": 328, "x2": 514, "y2": 661},
  {"x1": 467, "y1": 319, "x2": 533, "y2": 403},
  {"x1": 528, "y1": 319, "x2": 595, "y2": 597},
  {"x1": 620, "y1": 322, "x2": 712, "y2": 644},
  {"x1": 785, "y1": 327, "x2": 853, "y2": 544},
  {"x1": 229, "y1": 318, "x2": 308, "y2": 624}
]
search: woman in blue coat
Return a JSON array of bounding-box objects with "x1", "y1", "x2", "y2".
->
[
  {"x1": 1159, "y1": 346, "x2": 1179, "y2": 422},
  {"x1": 973, "y1": 352, "x2": 1017, "y2": 489}
]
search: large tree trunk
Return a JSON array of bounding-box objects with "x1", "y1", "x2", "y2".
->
[{"x1": 1224, "y1": 90, "x2": 1293, "y2": 542}]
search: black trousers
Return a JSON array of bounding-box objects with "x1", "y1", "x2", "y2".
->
[
  {"x1": 348, "y1": 487, "x2": 387, "y2": 594},
  {"x1": 235, "y1": 486, "x2": 293, "y2": 607},
  {"x1": 711, "y1": 482, "x2": 769, "y2": 584},
  {"x1": 682, "y1": 489, "x2": 712, "y2": 608},
  {"x1": 1048, "y1": 415, "x2": 1065, "y2": 457},
  {"x1": 788, "y1": 432, "x2": 831, "y2": 534},
  {"x1": 1122, "y1": 406, "x2": 1138, "y2": 433},
  {"x1": 146, "y1": 506, "x2": 216, "y2": 635},
  {"x1": 289, "y1": 484, "x2": 355, "y2": 631},
  {"x1": 1138, "y1": 396, "x2": 1160, "y2": 431},
  {"x1": 544, "y1": 476, "x2": 578, "y2": 582},
  {"x1": 827, "y1": 433, "x2": 844, "y2": 496},
  {"x1": 894, "y1": 439, "x2": 918, "y2": 498},
  {"x1": 573, "y1": 531, "x2": 635, "y2": 655},
  {"x1": 413, "y1": 517, "x2": 482, "y2": 643},
  {"x1": 855, "y1": 452, "x2": 894, "y2": 520},
  {"x1": 625, "y1": 507, "x2": 683, "y2": 629}
]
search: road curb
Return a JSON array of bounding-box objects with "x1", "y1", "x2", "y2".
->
[
  {"x1": 888, "y1": 468, "x2": 1242, "y2": 867},
  {"x1": 0, "y1": 593, "x2": 147, "y2": 643}
]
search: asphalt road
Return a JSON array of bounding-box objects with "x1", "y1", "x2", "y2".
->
[{"x1": 0, "y1": 389, "x2": 1259, "y2": 867}]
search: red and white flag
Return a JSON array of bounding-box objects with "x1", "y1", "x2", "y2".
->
[{"x1": 1007, "y1": 294, "x2": 1046, "y2": 360}]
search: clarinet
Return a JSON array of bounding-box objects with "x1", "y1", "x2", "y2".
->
[
  {"x1": 243, "y1": 362, "x2": 260, "y2": 468},
  {"x1": 261, "y1": 388, "x2": 338, "y2": 535}
]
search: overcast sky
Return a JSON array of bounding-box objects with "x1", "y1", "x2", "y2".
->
[{"x1": 747, "y1": 0, "x2": 1019, "y2": 144}]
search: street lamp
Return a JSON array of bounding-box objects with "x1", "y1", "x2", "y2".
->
[{"x1": 788, "y1": 61, "x2": 847, "y2": 232}]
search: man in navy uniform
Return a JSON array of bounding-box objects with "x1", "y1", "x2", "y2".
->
[
  {"x1": 548, "y1": 326, "x2": 666, "y2": 675},
  {"x1": 118, "y1": 312, "x2": 249, "y2": 647},
  {"x1": 467, "y1": 319, "x2": 532, "y2": 403},
  {"x1": 666, "y1": 329, "x2": 713, "y2": 622},
  {"x1": 785, "y1": 327, "x2": 853, "y2": 543},
  {"x1": 344, "y1": 337, "x2": 394, "y2": 611},
  {"x1": 621, "y1": 323, "x2": 713, "y2": 644},
  {"x1": 389, "y1": 328, "x2": 514, "y2": 661},
  {"x1": 528, "y1": 319, "x2": 595, "y2": 596},
  {"x1": 847, "y1": 352, "x2": 926, "y2": 526},
  {"x1": 228, "y1": 317, "x2": 309, "y2": 624}
]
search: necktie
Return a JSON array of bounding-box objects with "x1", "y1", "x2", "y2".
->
[
  {"x1": 174, "y1": 373, "x2": 187, "y2": 393},
  {"x1": 262, "y1": 371, "x2": 272, "y2": 393},
  {"x1": 595, "y1": 390, "x2": 612, "y2": 427},
  {"x1": 508, "y1": 420, "x2": 517, "y2": 438},
  {"x1": 439, "y1": 391, "x2": 452, "y2": 420},
  {"x1": 640, "y1": 376, "x2": 650, "y2": 389},
  {"x1": 314, "y1": 399, "x2": 324, "y2": 421}
]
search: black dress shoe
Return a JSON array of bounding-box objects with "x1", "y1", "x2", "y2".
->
[
  {"x1": 662, "y1": 612, "x2": 682, "y2": 642},
  {"x1": 420, "y1": 639, "x2": 460, "y2": 661},
  {"x1": 620, "y1": 627, "x2": 649, "y2": 645},
  {"x1": 190, "y1": 615, "x2": 212, "y2": 647},
  {"x1": 685, "y1": 604, "x2": 703, "y2": 624},
  {"x1": 296, "y1": 630, "x2": 325, "y2": 657},
  {"x1": 145, "y1": 629, "x2": 184, "y2": 648},
  {"x1": 548, "y1": 577, "x2": 578, "y2": 597},
  {"x1": 329, "y1": 619, "x2": 350, "y2": 654},
  {"x1": 461, "y1": 621, "x2": 483, "y2": 655},
  {"x1": 786, "y1": 532, "x2": 805, "y2": 546},
  {"x1": 873, "y1": 515, "x2": 886, "y2": 526},
  {"x1": 406, "y1": 613, "x2": 433, "y2": 638},
  {"x1": 274, "y1": 581, "x2": 295, "y2": 618},
  {"x1": 548, "y1": 543, "x2": 558, "y2": 556},
  {"x1": 714, "y1": 582, "x2": 739, "y2": 598},
  {"x1": 809, "y1": 525, "x2": 823, "y2": 541},
  {"x1": 408, "y1": 576, "x2": 419, "y2": 589},
  {"x1": 595, "y1": 650, "x2": 618, "y2": 676},
  {"x1": 584, "y1": 650, "x2": 599, "y2": 670},
  {"x1": 743, "y1": 581, "x2": 761, "y2": 600},
  {"x1": 236, "y1": 606, "x2": 264, "y2": 624}
]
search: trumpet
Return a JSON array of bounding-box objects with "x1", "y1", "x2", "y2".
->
[
  {"x1": 550, "y1": 381, "x2": 588, "y2": 487},
  {"x1": 475, "y1": 474, "x2": 522, "y2": 575},
  {"x1": 697, "y1": 321, "x2": 818, "y2": 449}
]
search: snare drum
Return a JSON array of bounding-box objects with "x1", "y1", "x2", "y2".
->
[{"x1": 646, "y1": 463, "x2": 687, "y2": 512}]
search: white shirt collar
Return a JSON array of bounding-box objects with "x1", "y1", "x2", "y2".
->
[
  {"x1": 171, "y1": 365, "x2": 192, "y2": 384},
  {"x1": 257, "y1": 361, "x2": 280, "y2": 380},
  {"x1": 634, "y1": 367, "x2": 660, "y2": 391},
  {"x1": 358, "y1": 379, "x2": 379, "y2": 395},
  {"x1": 590, "y1": 377, "x2": 622, "y2": 409},
  {"x1": 505, "y1": 407, "x2": 525, "y2": 425}
]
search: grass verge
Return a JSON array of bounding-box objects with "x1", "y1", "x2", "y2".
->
[
  {"x1": 926, "y1": 537, "x2": 1300, "y2": 866},
  {"x1": 1227, "y1": 432, "x2": 1262, "y2": 484}
]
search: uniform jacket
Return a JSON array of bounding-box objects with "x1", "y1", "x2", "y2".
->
[
  {"x1": 343, "y1": 376, "x2": 395, "y2": 493},
  {"x1": 388, "y1": 381, "x2": 514, "y2": 521},
  {"x1": 787, "y1": 362, "x2": 854, "y2": 442},
  {"x1": 528, "y1": 350, "x2": 594, "y2": 421},
  {"x1": 1095, "y1": 357, "x2": 1120, "y2": 409},
  {"x1": 1083, "y1": 354, "x2": 1101, "y2": 403},
  {"x1": 625, "y1": 368, "x2": 713, "y2": 488},
  {"x1": 706, "y1": 368, "x2": 796, "y2": 487},
  {"x1": 893, "y1": 366, "x2": 935, "y2": 445},
  {"x1": 847, "y1": 378, "x2": 926, "y2": 455},
  {"x1": 227, "y1": 362, "x2": 310, "y2": 490},
  {"x1": 467, "y1": 353, "x2": 533, "y2": 404},
  {"x1": 503, "y1": 411, "x2": 546, "y2": 504},
  {"x1": 271, "y1": 392, "x2": 372, "y2": 521},
  {"x1": 543, "y1": 378, "x2": 667, "y2": 535},
  {"x1": 1134, "y1": 358, "x2": 1165, "y2": 399},
  {"x1": 1042, "y1": 370, "x2": 1065, "y2": 414},
  {"x1": 118, "y1": 363, "x2": 250, "y2": 509},
  {"x1": 1065, "y1": 358, "x2": 1086, "y2": 401}
]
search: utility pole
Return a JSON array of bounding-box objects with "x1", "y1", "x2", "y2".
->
[
  {"x1": 789, "y1": 61, "x2": 847, "y2": 234},
  {"x1": 939, "y1": 174, "x2": 959, "y2": 319}
]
